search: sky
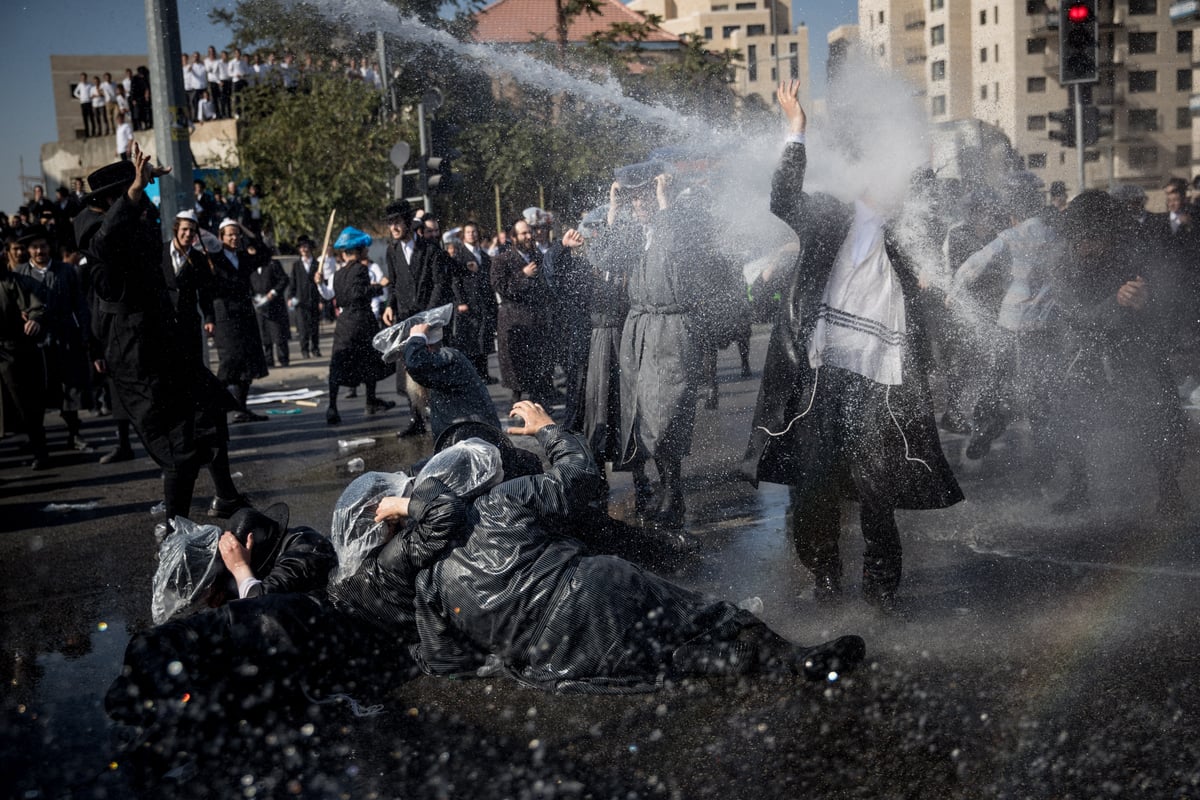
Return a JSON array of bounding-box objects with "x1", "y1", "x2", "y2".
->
[{"x1": 0, "y1": 0, "x2": 857, "y2": 213}]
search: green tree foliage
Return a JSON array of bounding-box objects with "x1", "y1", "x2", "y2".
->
[{"x1": 235, "y1": 75, "x2": 406, "y2": 242}]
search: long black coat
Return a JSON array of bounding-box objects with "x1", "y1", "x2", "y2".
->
[
  {"x1": 287, "y1": 256, "x2": 323, "y2": 313},
  {"x1": 16, "y1": 260, "x2": 92, "y2": 411},
  {"x1": 0, "y1": 270, "x2": 45, "y2": 435},
  {"x1": 330, "y1": 261, "x2": 390, "y2": 386},
  {"x1": 385, "y1": 237, "x2": 449, "y2": 321},
  {"x1": 491, "y1": 246, "x2": 553, "y2": 393},
  {"x1": 75, "y1": 197, "x2": 235, "y2": 471},
  {"x1": 248, "y1": 257, "x2": 290, "y2": 329},
  {"x1": 448, "y1": 252, "x2": 496, "y2": 358},
  {"x1": 403, "y1": 337, "x2": 499, "y2": 440},
  {"x1": 743, "y1": 142, "x2": 962, "y2": 510},
  {"x1": 413, "y1": 425, "x2": 773, "y2": 693},
  {"x1": 209, "y1": 247, "x2": 269, "y2": 383},
  {"x1": 161, "y1": 242, "x2": 215, "y2": 365},
  {"x1": 583, "y1": 221, "x2": 635, "y2": 464}
]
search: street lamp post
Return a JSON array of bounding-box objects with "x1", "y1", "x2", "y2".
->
[{"x1": 144, "y1": 0, "x2": 193, "y2": 230}]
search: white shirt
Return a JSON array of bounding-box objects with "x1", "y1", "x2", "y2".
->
[
  {"x1": 223, "y1": 247, "x2": 240, "y2": 269},
  {"x1": 368, "y1": 261, "x2": 387, "y2": 318},
  {"x1": 74, "y1": 81, "x2": 94, "y2": 104},
  {"x1": 204, "y1": 56, "x2": 226, "y2": 84},
  {"x1": 122, "y1": 75, "x2": 132, "y2": 94},
  {"x1": 169, "y1": 241, "x2": 189, "y2": 275},
  {"x1": 99, "y1": 81, "x2": 116, "y2": 104},
  {"x1": 183, "y1": 63, "x2": 200, "y2": 91},
  {"x1": 90, "y1": 86, "x2": 106, "y2": 108},
  {"x1": 197, "y1": 98, "x2": 217, "y2": 121},
  {"x1": 188, "y1": 61, "x2": 208, "y2": 88},
  {"x1": 116, "y1": 94, "x2": 130, "y2": 114},
  {"x1": 228, "y1": 57, "x2": 249, "y2": 82},
  {"x1": 116, "y1": 122, "x2": 134, "y2": 156},
  {"x1": 1170, "y1": 210, "x2": 1183, "y2": 233}
]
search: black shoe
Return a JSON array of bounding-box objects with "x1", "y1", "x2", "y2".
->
[
  {"x1": 812, "y1": 573, "x2": 842, "y2": 604},
  {"x1": 703, "y1": 386, "x2": 719, "y2": 410},
  {"x1": 231, "y1": 410, "x2": 268, "y2": 424},
  {"x1": 397, "y1": 418, "x2": 426, "y2": 438},
  {"x1": 365, "y1": 398, "x2": 396, "y2": 415},
  {"x1": 326, "y1": 408, "x2": 341, "y2": 425},
  {"x1": 346, "y1": 388, "x2": 358, "y2": 398},
  {"x1": 633, "y1": 481, "x2": 655, "y2": 517},
  {"x1": 647, "y1": 489, "x2": 685, "y2": 529},
  {"x1": 965, "y1": 416, "x2": 1006, "y2": 459},
  {"x1": 312, "y1": 350, "x2": 323, "y2": 358},
  {"x1": 798, "y1": 635, "x2": 866, "y2": 681},
  {"x1": 208, "y1": 494, "x2": 252, "y2": 518},
  {"x1": 67, "y1": 435, "x2": 94, "y2": 452},
  {"x1": 30, "y1": 455, "x2": 48, "y2": 471},
  {"x1": 99, "y1": 446, "x2": 135, "y2": 464},
  {"x1": 940, "y1": 410, "x2": 971, "y2": 436},
  {"x1": 862, "y1": 581, "x2": 901, "y2": 614}
]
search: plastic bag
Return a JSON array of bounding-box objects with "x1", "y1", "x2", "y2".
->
[
  {"x1": 372, "y1": 303, "x2": 455, "y2": 364},
  {"x1": 151, "y1": 517, "x2": 226, "y2": 625},
  {"x1": 329, "y1": 471, "x2": 414, "y2": 584},
  {"x1": 413, "y1": 438, "x2": 504, "y2": 501}
]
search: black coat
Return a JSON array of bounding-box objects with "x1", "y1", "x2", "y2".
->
[
  {"x1": 330, "y1": 261, "x2": 390, "y2": 386},
  {"x1": 583, "y1": 221, "x2": 635, "y2": 463},
  {"x1": 209, "y1": 247, "x2": 269, "y2": 383},
  {"x1": 743, "y1": 142, "x2": 962, "y2": 511},
  {"x1": 161, "y1": 242, "x2": 215, "y2": 365},
  {"x1": 448, "y1": 252, "x2": 495, "y2": 357},
  {"x1": 491, "y1": 246, "x2": 553, "y2": 392},
  {"x1": 16, "y1": 260, "x2": 92, "y2": 410},
  {"x1": 0, "y1": 270, "x2": 45, "y2": 435},
  {"x1": 403, "y1": 337, "x2": 499, "y2": 440},
  {"x1": 248, "y1": 257, "x2": 290, "y2": 327},
  {"x1": 385, "y1": 237, "x2": 449, "y2": 321},
  {"x1": 288, "y1": 256, "x2": 323, "y2": 312},
  {"x1": 75, "y1": 197, "x2": 235, "y2": 470}
]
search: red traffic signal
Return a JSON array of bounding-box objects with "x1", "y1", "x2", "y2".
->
[{"x1": 1067, "y1": 4, "x2": 1092, "y2": 23}]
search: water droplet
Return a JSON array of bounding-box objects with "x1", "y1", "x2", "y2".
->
[
  {"x1": 300, "y1": 723, "x2": 315, "y2": 736},
  {"x1": 97, "y1": 622, "x2": 108, "y2": 632},
  {"x1": 167, "y1": 660, "x2": 183, "y2": 676}
]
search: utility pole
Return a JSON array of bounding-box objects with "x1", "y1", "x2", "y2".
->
[{"x1": 144, "y1": 0, "x2": 193, "y2": 232}]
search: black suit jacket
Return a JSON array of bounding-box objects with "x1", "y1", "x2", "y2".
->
[
  {"x1": 161, "y1": 242, "x2": 215, "y2": 340},
  {"x1": 385, "y1": 237, "x2": 449, "y2": 320},
  {"x1": 288, "y1": 256, "x2": 323, "y2": 311}
]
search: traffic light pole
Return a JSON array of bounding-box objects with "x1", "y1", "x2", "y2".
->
[
  {"x1": 1073, "y1": 87, "x2": 1086, "y2": 194},
  {"x1": 416, "y1": 101, "x2": 432, "y2": 214},
  {"x1": 144, "y1": 0, "x2": 193, "y2": 233}
]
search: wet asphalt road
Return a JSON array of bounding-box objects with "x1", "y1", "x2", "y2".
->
[{"x1": 2, "y1": 323, "x2": 1199, "y2": 799}]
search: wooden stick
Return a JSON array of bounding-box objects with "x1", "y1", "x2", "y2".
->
[{"x1": 316, "y1": 208, "x2": 337, "y2": 284}]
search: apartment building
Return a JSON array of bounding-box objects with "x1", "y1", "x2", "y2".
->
[
  {"x1": 627, "y1": 0, "x2": 811, "y2": 106},
  {"x1": 856, "y1": 0, "x2": 1199, "y2": 198}
]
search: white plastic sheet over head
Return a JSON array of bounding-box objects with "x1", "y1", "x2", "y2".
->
[
  {"x1": 372, "y1": 303, "x2": 455, "y2": 363},
  {"x1": 151, "y1": 517, "x2": 226, "y2": 625},
  {"x1": 329, "y1": 471, "x2": 414, "y2": 583},
  {"x1": 414, "y1": 438, "x2": 504, "y2": 500}
]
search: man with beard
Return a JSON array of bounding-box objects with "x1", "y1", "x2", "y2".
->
[
  {"x1": 74, "y1": 145, "x2": 248, "y2": 530},
  {"x1": 287, "y1": 235, "x2": 323, "y2": 359},
  {"x1": 381, "y1": 200, "x2": 450, "y2": 437},
  {"x1": 210, "y1": 218, "x2": 270, "y2": 423},
  {"x1": 491, "y1": 220, "x2": 572, "y2": 407},
  {"x1": 16, "y1": 225, "x2": 93, "y2": 451},
  {"x1": 744, "y1": 83, "x2": 961, "y2": 608}
]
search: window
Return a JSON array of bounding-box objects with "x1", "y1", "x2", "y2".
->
[
  {"x1": 1178, "y1": 69, "x2": 1193, "y2": 92},
  {"x1": 1176, "y1": 145, "x2": 1192, "y2": 168},
  {"x1": 932, "y1": 0, "x2": 944, "y2": 8},
  {"x1": 931, "y1": 25, "x2": 945, "y2": 45},
  {"x1": 981, "y1": 84, "x2": 988, "y2": 100},
  {"x1": 770, "y1": 44, "x2": 775, "y2": 56},
  {"x1": 1179, "y1": 31, "x2": 1193, "y2": 53},
  {"x1": 747, "y1": 24, "x2": 766, "y2": 35},
  {"x1": 1027, "y1": 153, "x2": 1047, "y2": 169},
  {"x1": 722, "y1": 25, "x2": 739, "y2": 38},
  {"x1": 789, "y1": 42, "x2": 798, "y2": 79},
  {"x1": 931, "y1": 59, "x2": 946, "y2": 80},
  {"x1": 1026, "y1": 0, "x2": 1044, "y2": 12},
  {"x1": 1128, "y1": 71, "x2": 1157, "y2": 93},
  {"x1": 1028, "y1": 115, "x2": 1047, "y2": 130},
  {"x1": 711, "y1": 4, "x2": 728, "y2": 9},
  {"x1": 1027, "y1": 38, "x2": 1047, "y2": 54},
  {"x1": 1179, "y1": 107, "x2": 1192, "y2": 129},
  {"x1": 1027, "y1": 76, "x2": 1047, "y2": 92},
  {"x1": 748, "y1": 44, "x2": 757, "y2": 82},
  {"x1": 735, "y1": 1, "x2": 756, "y2": 8},
  {"x1": 1128, "y1": 0, "x2": 1156, "y2": 13},
  {"x1": 772, "y1": 66, "x2": 779, "y2": 81},
  {"x1": 1128, "y1": 32, "x2": 1157, "y2": 55},
  {"x1": 980, "y1": 47, "x2": 988, "y2": 63},
  {"x1": 931, "y1": 95, "x2": 946, "y2": 116},
  {"x1": 704, "y1": 26, "x2": 712, "y2": 39},
  {"x1": 980, "y1": 9, "x2": 987, "y2": 24},
  {"x1": 1129, "y1": 145, "x2": 1158, "y2": 168},
  {"x1": 995, "y1": 44, "x2": 999, "y2": 61},
  {"x1": 1129, "y1": 108, "x2": 1158, "y2": 131},
  {"x1": 879, "y1": 11, "x2": 885, "y2": 23}
]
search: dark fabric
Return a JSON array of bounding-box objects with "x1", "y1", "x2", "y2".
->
[
  {"x1": 209, "y1": 248, "x2": 269, "y2": 384},
  {"x1": 242, "y1": 526, "x2": 337, "y2": 598},
  {"x1": 160, "y1": 242, "x2": 215, "y2": 366},
  {"x1": 545, "y1": 243, "x2": 593, "y2": 428},
  {"x1": 491, "y1": 246, "x2": 554, "y2": 398},
  {"x1": 403, "y1": 338, "x2": 499, "y2": 441},
  {"x1": 250, "y1": 257, "x2": 291, "y2": 365},
  {"x1": 288, "y1": 257, "x2": 323, "y2": 355},
  {"x1": 385, "y1": 237, "x2": 450, "y2": 321},
  {"x1": 743, "y1": 142, "x2": 962, "y2": 511},
  {"x1": 329, "y1": 262, "x2": 390, "y2": 387},
  {"x1": 618, "y1": 191, "x2": 715, "y2": 463},
  {"x1": 0, "y1": 270, "x2": 46, "y2": 439},
  {"x1": 583, "y1": 221, "x2": 636, "y2": 464},
  {"x1": 448, "y1": 253, "x2": 496, "y2": 360},
  {"x1": 16, "y1": 260, "x2": 92, "y2": 412},
  {"x1": 75, "y1": 197, "x2": 236, "y2": 472}
]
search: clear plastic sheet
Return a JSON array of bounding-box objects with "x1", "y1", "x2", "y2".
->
[
  {"x1": 413, "y1": 438, "x2": 504, "y2": 500},
  {"x1": 371, "y1": 303, "x2": 456, "y2": 363},
  {"x1": 150, "y1": 517, "x2": 226, "y2": 625},
  {"x1": 329, "y1": 471, "x2": 414, "y2": 584}
]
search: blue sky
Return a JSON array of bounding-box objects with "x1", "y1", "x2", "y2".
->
[{"x1": 0, "y1": 0, "x2": 856, "y2": 213}]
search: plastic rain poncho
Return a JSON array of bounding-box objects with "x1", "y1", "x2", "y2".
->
[
  {"x1": 151, "y1": 517, "x2": 226, "y2": 624},
  {"x1": 372, "y1": 303, "x2": 455, "y2": 363},
  {"x1": 329, "y1": 471, "x2": 414, "y2": 584},
  {"x1": 413, "y1": 438, "x2": 504, "y2": 500}
]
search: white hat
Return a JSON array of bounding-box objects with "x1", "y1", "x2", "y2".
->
[
  {"x1": 218, "y1": 217, "x2": 242, "y2": 232},
  {"x1": 522, "y1": 207, "x2": 546, "y2": 227},
  {"x1": 442, "y1": 226, "x2": 462, "y2": 244},
  {"x1": 175, "y1": 210, "x2": 199, "y2": 223}
]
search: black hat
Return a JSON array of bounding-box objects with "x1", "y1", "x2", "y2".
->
[
  {"x1": 83, "y1": 160, "x2": 136, "y2": 206},
  {"x1": 614, "y1": 161, "x2": 667, "y2": 190},
  {"x1": 383, "y1": 199, "x2": 414, "y2": 223},
  {"x1": 296, "y1": 234, "x2": 314, "y2": 247},
  {"x1": 1062, "y1": 188, "x2": 1126, "y2": 241},
  {"x1": 17, "y1": 225, "x2": 52, "y2": 245},
  {"x1": 1049, "y1": 180, "x2": 1068, "y2": 198},
  {"x1": 226, "y1": 502, "x2": 291, "y2": 575}
]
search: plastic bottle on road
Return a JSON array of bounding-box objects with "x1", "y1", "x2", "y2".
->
[
  {"x1": 346, "y1": 457, "x2": 365, "y2": 474},
  {"x1": 337, "y1": 437, "x2": 377, "y2": 454}
]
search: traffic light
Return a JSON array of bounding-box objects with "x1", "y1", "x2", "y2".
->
[
  {"x1": 1059, "y1": 0, "x2": 1098, "y2": 84},
  {"x1": 1049, "y1": 107, "x2": 1077, "y2": 148},
  {"x1": 1080, "y1": 105, "x2": 1100, "y2": 147},
  {"x1": 420, "y1": 119, "x2": 462, "y2": 195}
]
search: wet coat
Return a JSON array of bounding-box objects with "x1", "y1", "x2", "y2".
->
[
  {"x1": 448, "y1": 252, "x2": 496, "y2": 358},
  {"x1": 743, "y1": 141, "x2": 962, "y2": 510},
  {"x1": 403, "y1": 337, "x2": 499, "y2": 440},
  {"x1": 618, "y1": 191, "x2": 714, "y2": 463},
  {"x1": 385, "y1": 237, "x2": 450, "y2": 321},
  {"x1": 209, "y1": 247, "x2": 269, "y2": 383},
  {"x1": 247, "y1": 257, "x2": 290, "y2": 330},
  {"x1": 412, "y1": 425, "x2": 762, "y2": 693},
  {"x1": 329, "y1": 261, "x2": 391, "y2": 386},
  {"x1": 75, "y1": 197, "x2": 236, "y2": 471},
  {"x1": 161, "y1": 241, "x2": 215, "y2": 365},
  {"x1": 16, "y1": 260, "x2": 92, "y2": 411},
  {"x1": 583, "y1": 220, "x2": 635, "y2": 464},
  {"x1": 0, "y1": 270, "x2": 45, "y2": 435},
  {"x1": 491, "y1": 246, "x2": 554, "y2": 395}
]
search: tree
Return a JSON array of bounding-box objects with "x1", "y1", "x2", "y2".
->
[{"x1": 235, "y1": 76, "x2": 406, "y2": 243}]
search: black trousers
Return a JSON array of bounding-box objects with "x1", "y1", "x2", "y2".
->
[
  {"x1": 295, "y1": 305, "x2": 320, "y2": 356},
  {"x1": 787, "y1": 482, "x2": 902, "y2": 593}
]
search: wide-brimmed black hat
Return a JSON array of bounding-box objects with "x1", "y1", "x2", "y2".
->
[
  {"x1": 83, "y1": 160, "x2": 136, "y2": 206},
  {"x1": 383, "y1": 199, "x2": 414, "y2": 223},
  {"x1": 226, "y1": 502, "x2": 291, "y2": 575},
  {"x1": 17, "y1": 225, "x2": 52, "y2": 245},
  {"x1": 614, "y1": 161, "x2": 667, "y2": 190},
  {"x1": 296, "y1": 234, "x2": 314, "y2": 247}
]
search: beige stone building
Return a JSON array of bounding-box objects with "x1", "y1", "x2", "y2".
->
[
  {"x1": 854, "y1": 0, "x2": 1199, "y2": 204},
  {"x1": 627, "y1": 0, "x2": 811, "y2": 106}
]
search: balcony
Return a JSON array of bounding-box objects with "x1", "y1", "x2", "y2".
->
[
  {"x1": 1171, "y1": 1, "x2": 1200, "y2": 22},
  {"x1": 904, "y1": 48, "x2": 928, "y2": 64},
  {"x1": 904, "y1": 12, "x2": 925, "y2": 30}
]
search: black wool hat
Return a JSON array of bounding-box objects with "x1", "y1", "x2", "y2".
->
[
  {"x1": 83, "y1": 160, "x2": 136, "y2": 206},
  {"x1": 384, "y1": 199, "x2": 414, "y2": 223}
]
